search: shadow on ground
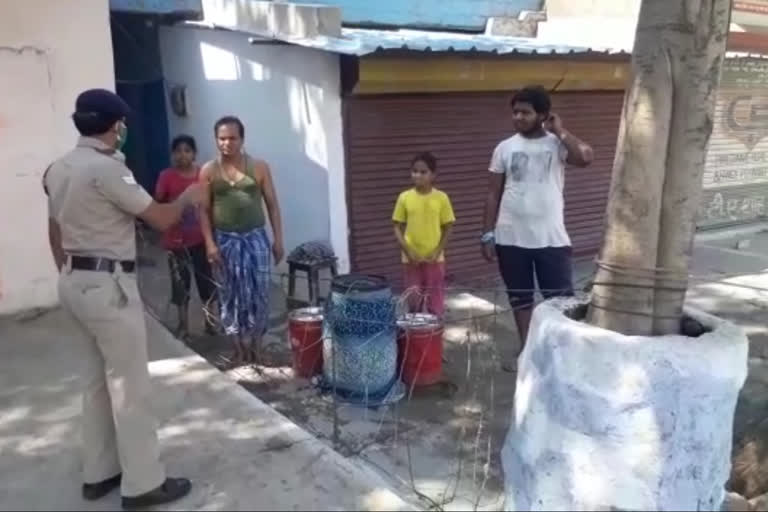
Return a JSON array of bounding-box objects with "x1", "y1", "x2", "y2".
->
[
  {"x1": 136, "y1": 228, "x2": 519, "y2": 510},
  {"x1": 0, "y1": 308, "x2": 410, "y2": 511},
  {"x1": 136, "y1": 227, "x2": 768, "y2": 508}
]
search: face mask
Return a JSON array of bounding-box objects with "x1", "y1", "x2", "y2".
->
[{"x1": 116, "y1": 122, "x2": 128, "y2": 151}]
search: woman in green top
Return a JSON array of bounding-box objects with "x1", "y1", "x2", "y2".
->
[{"x1": 200, "y1": 116, "x2": 285, "y2": 366}]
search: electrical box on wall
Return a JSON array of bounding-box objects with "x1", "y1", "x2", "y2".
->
[{"x1": 169, "y1": 85, "x2": 188, "y2": 117}]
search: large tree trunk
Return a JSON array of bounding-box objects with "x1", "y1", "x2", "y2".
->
[{"x1": 588, "y1": 0, "x2": 732, "y2": 336}]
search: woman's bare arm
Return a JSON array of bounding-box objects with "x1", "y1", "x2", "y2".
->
[{"x1": 259, "y1": 161, "x2": 285, "y2": 264}]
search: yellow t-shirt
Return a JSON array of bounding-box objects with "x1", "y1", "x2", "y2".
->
[{"x1": 392, "y1": 188, "x2": 456, "y2": 263}]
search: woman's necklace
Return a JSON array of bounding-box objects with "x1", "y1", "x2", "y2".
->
[{"x1": 221, "y1": 155, "x2": 245, "y2": 186}]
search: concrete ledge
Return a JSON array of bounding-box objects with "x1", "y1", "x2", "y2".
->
[
  {"x1": 145, "y1": 312, "x2": 415, "y2": 511},
  {"x1": 202, "y1": 0, "x2": 341, "y2": 39},
  {"x1": 696, "y1": 222, "x2": 768, "y2": 244},
  {"x1": 485, "y1": 10, "x2": 546, "y2": 37}
]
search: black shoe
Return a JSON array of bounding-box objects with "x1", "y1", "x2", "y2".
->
[
  {"x1": 121, "y1": 477, "x2": 191, "y2": 509},
  {"x1": 82, "y1": 473, "x2": 122, "y2": 501}
]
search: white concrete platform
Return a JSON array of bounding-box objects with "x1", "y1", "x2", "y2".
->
[
  {"x1": 502, "y1": 296, "x2": 748, "y2": 511},
  {"x1": 0, "y1": 309, "x2": 412, "y2": 511}
]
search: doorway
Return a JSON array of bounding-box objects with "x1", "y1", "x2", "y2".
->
[{"x1": 111, "y1": 12, "x2": 171, "y2": 194}]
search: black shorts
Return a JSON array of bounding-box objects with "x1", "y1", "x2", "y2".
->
[
  {"x1": 168, "y1": 244, "x2": 216, "y2": 307},
  {"x1": 496, "y1": 245, "x2": 574, "y2": 309}
]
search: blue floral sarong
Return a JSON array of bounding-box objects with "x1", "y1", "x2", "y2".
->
[{"x1": 215, "y1": 227, "x2": 271, "y2": 337}]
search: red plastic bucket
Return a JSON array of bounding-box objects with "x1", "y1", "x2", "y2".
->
[
  {"x1": 288, "y1": 307, "x2": 324, "y2": 378},
  {"x1": 397, "y1": 313, "x2": 444, "y2": 387}
]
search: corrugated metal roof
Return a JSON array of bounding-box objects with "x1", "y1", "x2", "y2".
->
[
  {"x1": 237, "y1": 24, "x2": 768, "y2": 60},
  {"x1": 256, "y1": 27, "x2": 632, "y2": 56}
]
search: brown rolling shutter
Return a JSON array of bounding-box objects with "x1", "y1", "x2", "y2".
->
[
  {"x1": 698, "y1": 58, "x2": 768, "y2": 230},
  {"x1": 344, "y1": 91, "x2": 623, "y2": 286}
]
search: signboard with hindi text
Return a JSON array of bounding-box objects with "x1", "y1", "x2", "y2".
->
[{"x1": 698, "y1": 58, "x2": 768, "y2": 228}]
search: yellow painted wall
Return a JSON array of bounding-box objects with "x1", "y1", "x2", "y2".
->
[{"x1": 355, "y1": 57, "x2": 631, "y2": 94}]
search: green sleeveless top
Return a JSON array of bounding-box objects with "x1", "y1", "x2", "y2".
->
[{"x1": 211, "y1": 156, "x2": 265, "y2": 233}]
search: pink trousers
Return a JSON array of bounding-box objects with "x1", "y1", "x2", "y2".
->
[{"x1": 403, "y1": 262, "x2": 446, "y2": 316}]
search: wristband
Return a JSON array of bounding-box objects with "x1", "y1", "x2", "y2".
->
[{"x1": 481, "y1": 231, "x2": 495, "y2": 244}]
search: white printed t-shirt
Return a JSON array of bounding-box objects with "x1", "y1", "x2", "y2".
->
[{"x1": 489, "y1": 132, "x2": 570, "y2": 248}]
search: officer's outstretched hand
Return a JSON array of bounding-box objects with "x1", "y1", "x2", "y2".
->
[{"x1": 180, "y1": 183, "x2": 204, "y2": 207}]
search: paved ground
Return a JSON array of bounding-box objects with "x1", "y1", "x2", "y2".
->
[
  {"x1": 132, "y1": 225, "x2": 768, "y2": 510},
  {"x1": 0, "y1": 308, "x2": 412, "y2": 511}
]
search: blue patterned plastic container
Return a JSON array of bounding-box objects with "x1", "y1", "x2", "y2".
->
[{"x1": 323, "y1": 274, "x2": 397, "y2": 402}]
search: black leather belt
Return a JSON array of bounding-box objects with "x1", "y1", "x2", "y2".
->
[{"x1": 69, "y1": 256, "x2": 136, "y2": 273}]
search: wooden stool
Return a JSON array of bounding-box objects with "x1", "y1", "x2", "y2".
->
[{"x1": 287, "y1": 257, "x2": 338, "y2": 309}]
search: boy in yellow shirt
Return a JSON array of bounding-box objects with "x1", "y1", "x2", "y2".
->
[{"x1": 393, "y1": 152, "x2": 456, "y2": 316}]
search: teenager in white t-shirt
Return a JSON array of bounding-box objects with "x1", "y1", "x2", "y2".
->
[{"x1": 482, "y1": 86, "x2": 594, "y2": 355}]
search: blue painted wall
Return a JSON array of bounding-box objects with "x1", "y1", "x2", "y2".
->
[
  {"x1": 291, "y1": 0, "x2": 543, "y2": 31},
  {"x1": 110, "y1": 0, "x2": 202, "y2": 15},
  {"x1": 110, "y1": 0, "x2": 541, "y2": 30},
  {"x1": 111, "y1": 12, "x2": 170, "y2": 193}
]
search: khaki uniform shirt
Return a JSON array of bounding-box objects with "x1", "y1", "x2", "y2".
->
[{"x1": 43, "y1": 137, "x2": 152, "y2": 261}]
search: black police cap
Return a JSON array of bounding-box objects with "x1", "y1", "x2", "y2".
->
[{"x1": 75, "y1": 89, "x2": 130, "y2": 118}]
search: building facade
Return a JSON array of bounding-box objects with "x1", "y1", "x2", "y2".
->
[
  {"x1": 537, "y1": 0, "x2": 768, "y2": 231},
  {"x1": 341, "y1": 52, "x2": 627, "y2": 285},
  {"x1": 158, "y1": 23, "x2": 350, "y2": 272},
  {"x1": 0, "y1": 0, "x2": 115, "y2": 315},
  {"x1": 700, "y1": 58, "x2": 768, "y2": 229},
  {"x1": 162, "y1": 0, "x2": 630, "y2": 286},
  {"x1": 699, "y1": 1, "x2": 768, "y2": 229},
  {"x1": 7, "y1": 0, "x2": 767, "y2": 313}
]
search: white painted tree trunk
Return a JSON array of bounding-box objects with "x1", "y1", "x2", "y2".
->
[{"x1": 588, "y1": 0, "x2": 732, "y2": 335}]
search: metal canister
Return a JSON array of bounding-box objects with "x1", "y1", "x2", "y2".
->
[
  {"x1": 397, "y1": 313, "x2": 444, "y2": 387},
  {"x1": 288, "y1": 307, "x2": 324, "y2": 378}
]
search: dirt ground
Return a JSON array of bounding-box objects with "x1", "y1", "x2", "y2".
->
[
  {"x1": 137, "y1": 226, "x2": 768, "y2": 510},
  {"x1": 136, "y1": 228, "x2": 535, "y2": 510}
]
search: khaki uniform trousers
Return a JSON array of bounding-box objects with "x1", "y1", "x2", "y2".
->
[{"x1": 58, "y1": 266, "x2": 166, "y2": 497}]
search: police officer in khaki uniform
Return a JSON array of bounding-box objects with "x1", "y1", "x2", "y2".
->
[{"x1": 44, "y1": 89, "x2": 199, "y2": 508}]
